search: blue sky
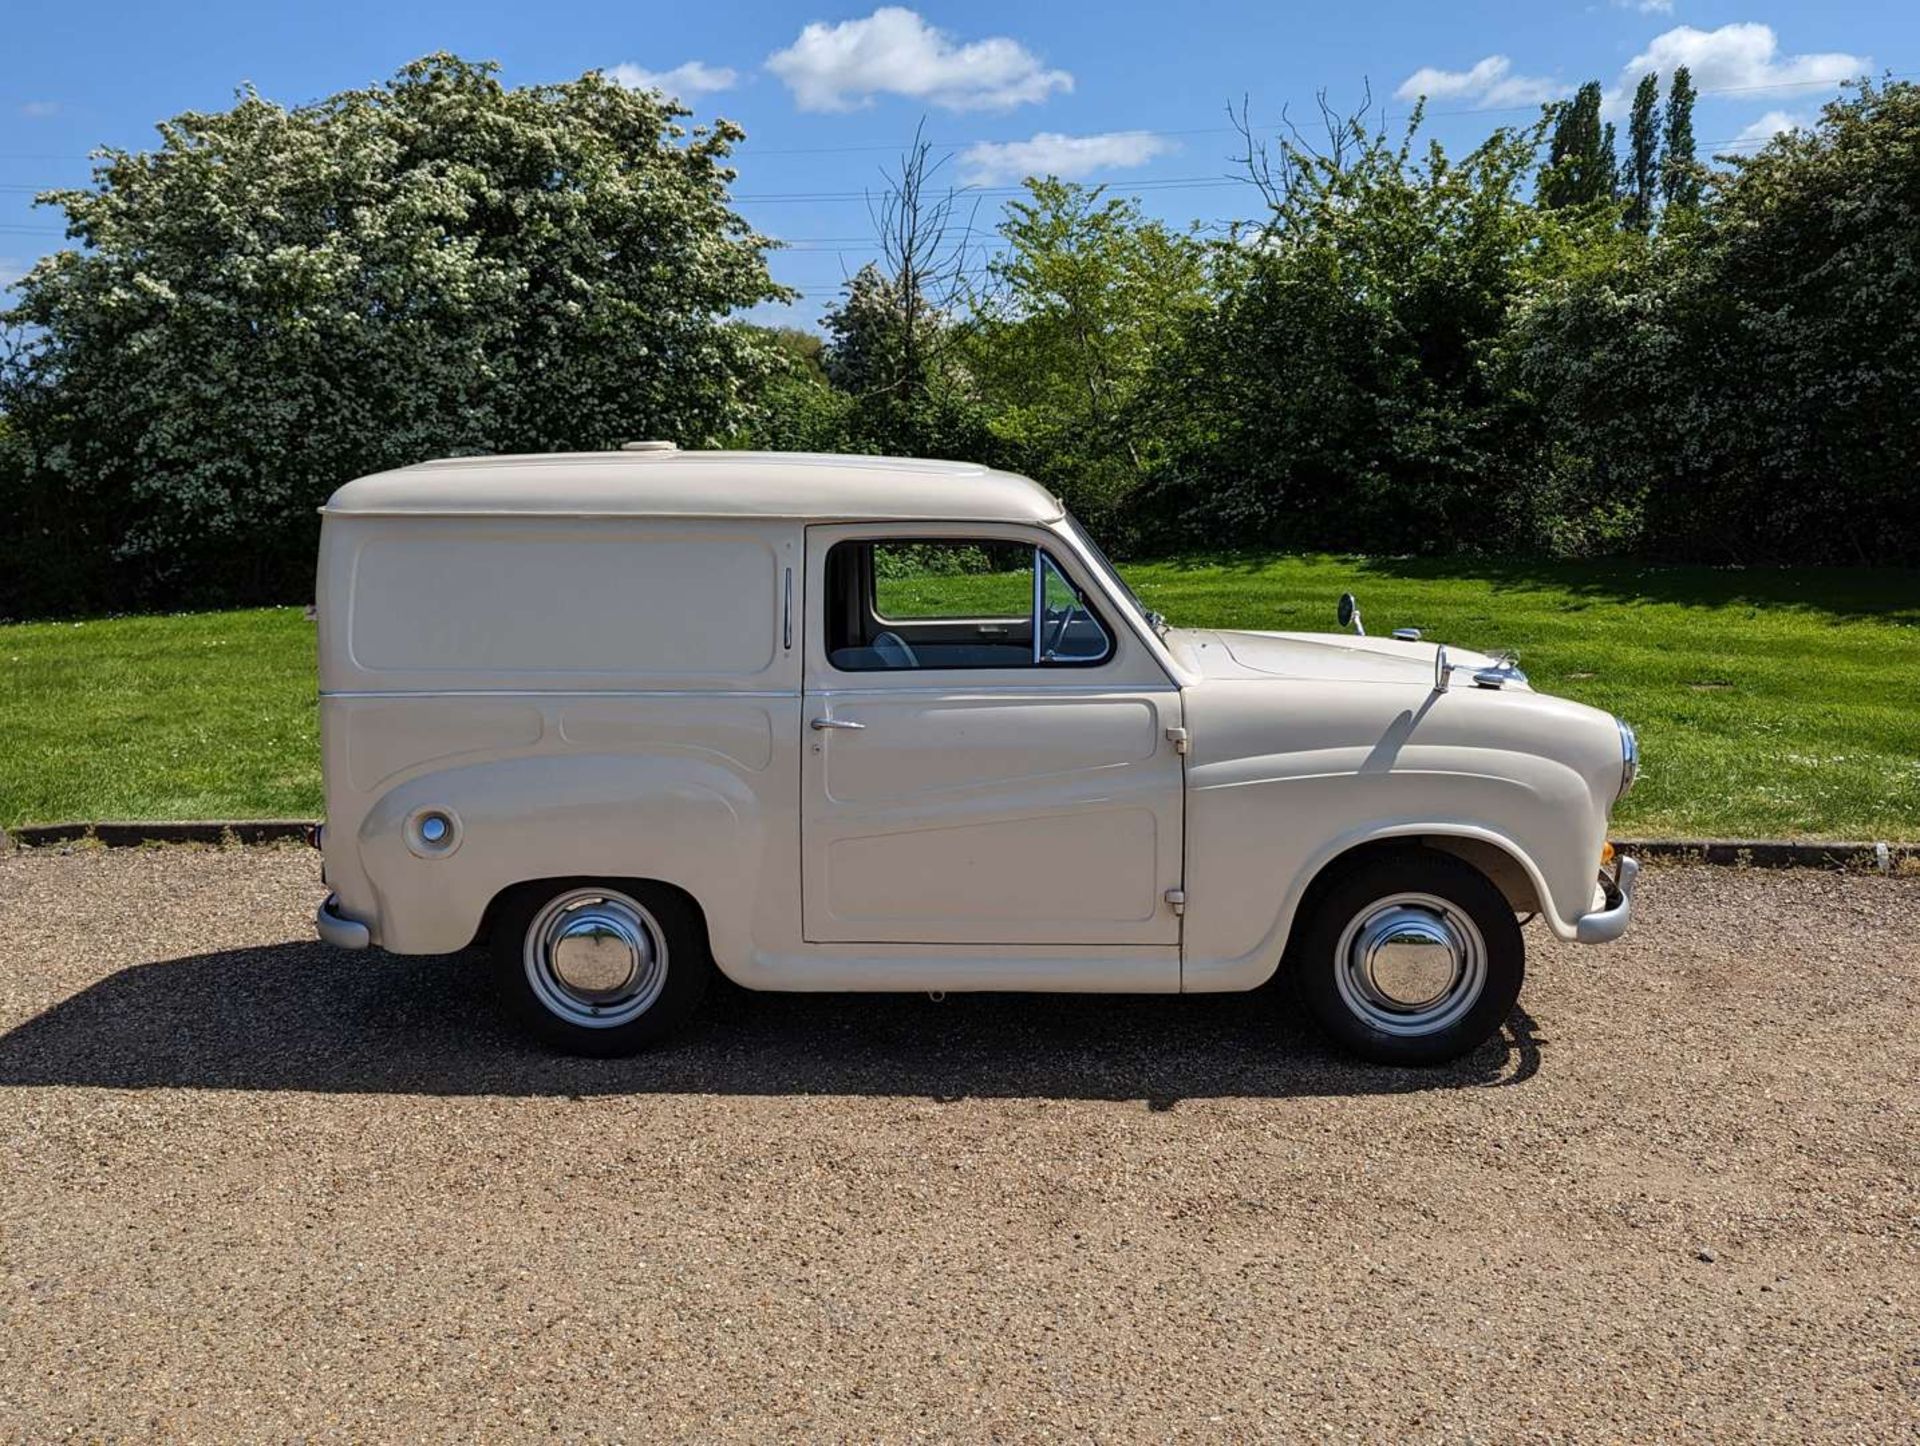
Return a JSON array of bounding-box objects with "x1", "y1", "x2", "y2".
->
[{"x1": 2, "y1": 1, "x2": 1912, "y2": 325}]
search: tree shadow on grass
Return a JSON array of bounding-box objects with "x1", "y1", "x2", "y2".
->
[
  {"x1": 0, "y1": 941, "x2": 1542, "y2": 1103},
  {"x1": 1140, "y1": 552, "x2": 1920, "y2": 625}
]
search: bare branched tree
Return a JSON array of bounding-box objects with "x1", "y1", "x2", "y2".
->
[
  {"x1": 1231, "y1": 82, "x2": 1387, "y2": 217},
  {"x1": 862, "y1": 118, "x2": 979, "y2": 399}
]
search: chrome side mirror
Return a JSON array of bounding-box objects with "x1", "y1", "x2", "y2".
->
[{"x1": 1336, "y1": 592, "x2": 1365, "y2": 636}]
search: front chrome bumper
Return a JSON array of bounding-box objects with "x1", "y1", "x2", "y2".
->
[
  {"x1": 1574, "y1": 856, "x2": 1638, "y2": 945},
  {"x1": 316, "y1": 893, "x2": 371, "y2": 950}
]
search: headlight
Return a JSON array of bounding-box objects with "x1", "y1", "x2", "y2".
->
[{"x1": 1616, "y1": 718, "x2": 1639, "y2": 800}]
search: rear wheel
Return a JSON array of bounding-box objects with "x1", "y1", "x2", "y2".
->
[
  {"x1": 491, "y1": 880, "x2": 711, "y2": 1056},
  {"x1": 1293, "y1": 850, "x2": 1523, "y2": 1066}
]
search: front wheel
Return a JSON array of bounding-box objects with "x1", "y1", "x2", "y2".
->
[
  {"x1": 1293, "y1": 850, "x2": 1524, "y2": 1066},
  {"x1": 491, "y1": 880, "x2": 711, "y2": 1056}
]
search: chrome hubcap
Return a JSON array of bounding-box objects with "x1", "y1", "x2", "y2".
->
[
  {"x1": 552, "y1": 917, "x2": 642, "y2": 1000},
  {"x1": 1364, "y1": 914, "x2": 1459, "y2": 1008},
  {"x1": 1335, "y1": 892, "x2": 1486, "y2": 1037},
  {"x1": 524, "y1": 889, "x2": 667, "y2": 1028}
]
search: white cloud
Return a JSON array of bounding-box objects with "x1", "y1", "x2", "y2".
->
[
  {"x1": 608, "y1": 60, "x2": 739, "y2": 98},
  {"x1": 1613, "y1": 0, "x2": 1674, "y2": 13},
  {"x1": 19, "y1": 100, "x2": 60, "y2": 119},
  {"x1": 958, "y1": 130, "x2": 1176, "y2": 185},
  {"x1": 1732, "y1": 109, "x2": 1803, "y2": 145},
  {"x1": 1393, "y1": 55, "x2": 1564, "y2": 109},
  {"x1": 767, "y1": 7, "x2": 1071, "y2": 113},
  {"x1": 1619, "y1": 23, "x2": 1868, "y2": 94}
]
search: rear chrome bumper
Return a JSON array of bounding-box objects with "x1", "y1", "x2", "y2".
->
[
  {"x1": 1574, "y1": 856, "x2": 1638, "y2": 945},
  {"x1": 316, "y1": 893, "x2": 371, "y2": 950}
]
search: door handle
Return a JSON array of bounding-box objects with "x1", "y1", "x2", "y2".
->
[{"x1": 810, "y1": 717, "x2": 867, "y2": 731}]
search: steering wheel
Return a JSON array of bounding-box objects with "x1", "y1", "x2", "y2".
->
[
  {"x1": 1045, "y1": 598, "x2": 1081, "y2": 660},
  {"x1": 872, "y1": 630, "x2": 919, "y2": 668}
]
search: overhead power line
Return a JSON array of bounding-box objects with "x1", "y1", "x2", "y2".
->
[
  {"x1": 736, "y1": 176, "x2": 1241, "y2": 202},
  {"x1": 0, "y1": 68, "x2": 1905, "y2": 168},
  {"x1": 0, "y1": 129, "x2": 1795, "y2": 241},
  {"x1": 730, "y1": 70, "x2": 1918, "y2": 154}
]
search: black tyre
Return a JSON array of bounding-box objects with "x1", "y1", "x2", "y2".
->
[
  {"x1": 1293, "y1": 849, "x2": 1524, "y2": 1066},
  {"x1": 491, "y1": 879, "x2": 711, "y2": 1056}
]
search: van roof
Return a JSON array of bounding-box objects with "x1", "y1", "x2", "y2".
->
[{"x1": 322, "y1": 450, "x2": 1066, "y2": 524}]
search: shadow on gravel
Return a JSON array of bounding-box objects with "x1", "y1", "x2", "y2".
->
[{"x1": 0, "y1": 942, "x2": 1542, "y2": 1102}]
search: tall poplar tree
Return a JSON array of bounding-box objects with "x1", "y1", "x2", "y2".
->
[
  {"x1": 1626, "y1": 71, "x2": 1663, "y2": 230},
  {"x1": 1663, "y1": 66, "x2": 1701, "y2": 210},
  {"x1": 1540, "y1": 82, "x2": 1617, "y2": 209}
]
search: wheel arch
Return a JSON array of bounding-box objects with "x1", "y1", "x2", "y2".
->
[
  {"x1": 470, "y1": 874, "x2": 711, "y2": 953},
  {"x1": 1261, "y1": 824, "x2": 1554, "y2": 988}
]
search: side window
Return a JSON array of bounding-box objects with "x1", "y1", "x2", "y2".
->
[
  {"x1": 824, "y1": 538, "x2": 1112, "y2": 672},
  {"x1": 873, "y1": 541, "x2": 1032, "y2": 624}
]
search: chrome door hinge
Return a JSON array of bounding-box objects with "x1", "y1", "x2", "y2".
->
[
  {"x1": 1164, "y1": 887, "x2": 1187, "y2": 916},
  {"x1": 1165, "y1": 726, "x2": 1189, "y2": 755}
]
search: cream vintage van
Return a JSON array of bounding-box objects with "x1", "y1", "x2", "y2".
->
[{"x1": 314, "y1": 445, "x2": 1639, "y2": 1065}]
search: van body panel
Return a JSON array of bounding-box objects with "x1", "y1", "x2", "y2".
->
[
  {"x1": 349, "y1": 745, "x2": 785, "y2": 960},
  {"x1": 802, "y1": 691, "x2": 1183, "y2": 947},
  {"x1": 320, "y1": 517, "x2": 795, "y2": 696}
]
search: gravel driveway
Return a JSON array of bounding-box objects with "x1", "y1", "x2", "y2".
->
[{"x1": 0, "y1": 845, "x2": 1915, "y2": 1442}]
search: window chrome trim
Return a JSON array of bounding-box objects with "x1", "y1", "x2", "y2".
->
[{"x1": 1032, "y1": 545, "x2": 1045, "y2": 665}]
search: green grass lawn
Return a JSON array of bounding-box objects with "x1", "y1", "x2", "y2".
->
[
  {"x1": 1, "y1": 608, "x2": 320, "y2": 827},
  {"x1": 3, "y1": 557, "x2": 1916, "y2": 838}
]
